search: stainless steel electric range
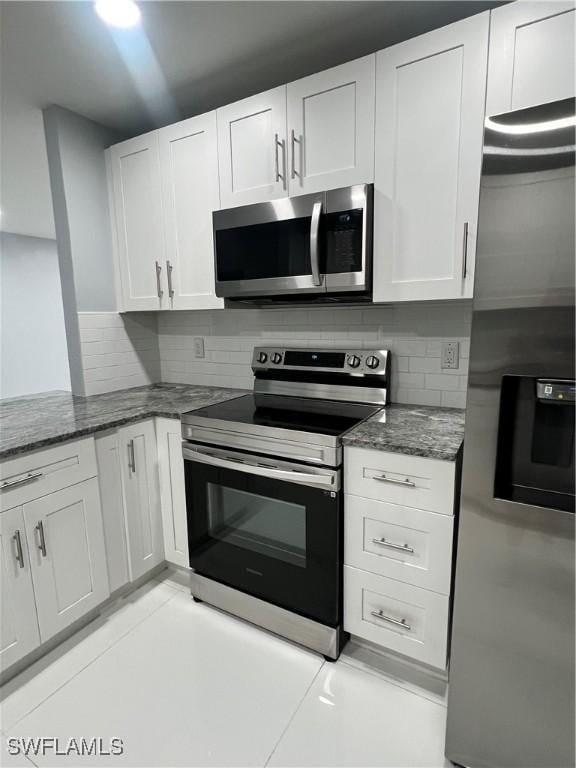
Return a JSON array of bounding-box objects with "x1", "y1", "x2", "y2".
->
[{"x1": 181, "y1": 347, "x2": 390, "y2": 659}]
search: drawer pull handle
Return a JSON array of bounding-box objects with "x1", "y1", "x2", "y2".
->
[
  {"x1": 12, "y1": 530, "x2": 25, "y2": 569},
  {"x1": 35, "y1": 521, "x2": 47, "y2": 558},
  {"x1": 373, "y1": 474, "x2": 415, "y2": 488},
  {"x1": 371, "y1": 610, "x2": 412, "y2": 632},
  {"x1": 372, "y1": 537, "x2": 414, "y2": 554},
  {"x1": 1, "y1": 471, "x2": 43, "y2": 490}
]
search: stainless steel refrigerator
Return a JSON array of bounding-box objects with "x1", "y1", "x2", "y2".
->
[{"x1": 445, "y1": 98, "x2": 575, "y2": 768}]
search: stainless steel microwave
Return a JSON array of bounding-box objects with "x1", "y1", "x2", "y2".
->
[{"x1": 213, "y1": 184, "x2": 373, "y2": 303}]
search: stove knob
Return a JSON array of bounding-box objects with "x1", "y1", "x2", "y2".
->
[
  {"x1": 257, "y1": 352, "x2": 268, "y2": 364},
  {"x1": 347, "y1": 354, "x2": 361, "y2": 369},
  {"x1": 271, "y1": 352, "x2": 283, "y2": 364},
  {"x1": 365, "y1": 355, "x2": 380, "y2": 370}
]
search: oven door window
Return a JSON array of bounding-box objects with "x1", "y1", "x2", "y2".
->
[
  {"x1": 206, "y1": 485, "x2": 307, "y2": 569},
  {"x1": 185, "y1": 458, "x2": 341, "y2": 626}
]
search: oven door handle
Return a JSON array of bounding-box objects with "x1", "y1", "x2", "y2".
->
[{"x1": 182, "y1": 446, "x2": 337, "y2": 489}]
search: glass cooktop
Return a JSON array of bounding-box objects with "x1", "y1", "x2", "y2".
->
[{"x1": 188, "y1": 393, "x2": 380, "y2": 438}]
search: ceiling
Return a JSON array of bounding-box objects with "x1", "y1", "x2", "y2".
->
[{"x1": 0, "y1": 0, "x2": 502, "y2": 239}]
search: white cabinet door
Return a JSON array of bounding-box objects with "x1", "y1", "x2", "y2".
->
[
  {"x1": 120, "y1": 420, "x2": 164, "y2": 580},
  {"x1": 0, "y1": 506, "x2": 41, "y2": 670},
  {"x1": 374, "y1": 13, "x2": 489, "y2": 302},
  {"x1": 287, "y1": 56, "x2": 375, "y2": 195},
  {"x1": 487, "y1": 1, "x2": 575, "y2": 115},
  {"x1": 156, "y1": 418, "x2": 189, "y2": 567},
  {"x1": 159, "y1": 113, "x2": 223, "y2": 311},
  {"x1": 108, "y1": 132, "x2": 166, "y2": 311},
  {"x1": 95, "y1": 432, "x2": 130, "y2": 593},
  {"x1": 23, "y1": 479, "x2": 110, "y2": 642},
  {"x1": 217, "y1": 86, "x2": 287, "y2": 207}
]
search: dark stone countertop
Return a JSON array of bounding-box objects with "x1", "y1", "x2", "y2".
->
[
  {"x1": 0, "y1": 384, "x2": 247, "y2": 460},
  {"x1": 342, "y1": 404, "x2": 465, "y2": 462}
]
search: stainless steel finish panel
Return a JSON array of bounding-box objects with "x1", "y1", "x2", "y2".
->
[
  {"x1": 213, "y1": 192, "x2": 324, "y2": 231},
  {"x1": 190, "y1": 572, "x2": 342, "y2": 659},
  {"x1": 251, "y1": 346, "x2": 389, "y2": 377},
  {"x1": 182, "y1": 443, "x2": 341, "y2": 491},
  {"x1": 254, "y1": 379, "x2": 388, "y2": 406},
  {"x1": 216, "y1": 275, "x2": 325, "y2": 299},
  {"x1": 180, "y1": 424, "x2": 341, "y2": 467},
  {"x1": 325, "y1": 184, "x2": 372, "y2": 293},
  {"x1": 446, "y1": 99, "x2": 575, "y2": 768}
]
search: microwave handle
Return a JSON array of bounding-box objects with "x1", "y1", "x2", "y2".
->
[{"x1": 310, "y1": 200, "x2": 323, "y2": 287}]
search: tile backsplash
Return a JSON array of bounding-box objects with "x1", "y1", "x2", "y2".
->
[
  {"x1": 158, "y1": 302, "x2": 472, "y2": 408},
  {"x1": 79, "y1": 312, "x2": 160, "y2": 396}
]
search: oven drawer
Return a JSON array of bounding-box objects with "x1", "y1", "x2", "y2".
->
[
  {"x1": 344, "y1": 495, "x2": 453, "y2": 594},
  {"x1": 1, "y1": 438, "x2": 98, "y2": 508},
  {"x1": 344, "y1": 446, "x2": 456, "y2": 515},
  {"x1": 344, "y1": 565, "x2": 449, "y2": 669}
]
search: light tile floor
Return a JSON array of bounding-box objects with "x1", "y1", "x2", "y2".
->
[{"x1": 1, "y1": 573, "x2": 450, "y2": 767}]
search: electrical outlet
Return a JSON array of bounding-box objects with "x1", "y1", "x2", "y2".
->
[
  {"x1": 441, "y1": 341, "x2": 459, "y2": 370},
  {"x1": 193, "y1": 337, "x2": 205, "y2": 359}
]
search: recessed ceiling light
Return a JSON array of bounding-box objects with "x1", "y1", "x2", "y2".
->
[{"x1": 95, "y1": 0, "x2": 141, "y2": 28}]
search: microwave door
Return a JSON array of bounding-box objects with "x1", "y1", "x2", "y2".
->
[
  {"x1": 324, "y1": 184, "x2": 372, "y2": 294},
  {"x1": 213, "y1": 193, "x2": 327, "y2": 298}
]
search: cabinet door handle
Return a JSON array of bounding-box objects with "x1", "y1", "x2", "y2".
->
[
  {"x1": 372, "y1": 537, "x2": 414, "y2": 554},
  {"x1": 35, "y1": 521, "x2": 47, "y2": 558},
  {"x1": 371, "y1": 610, "x2": 411, "y2": 632},
  {"x1": 127, "y1": 440, "x2": 136, "y2": 474},
  {"x1": 166, "y1": 260, "x2": 175, "y2": 299},
  {"x1": 274, "y1": 134, "x2": 285, "y2": 184},
  {"x1": 462, "y1": 221, "x2": 469, "y2": 278},
  {"x1": 373, "y1": 473, "x2": 416, "y2": 488},
  {"x1": 13, "y1": 530, "x2": 25, "y2": 568},
  {"x1": 290, "y1": 129, "x2": 300, "y2": 179},
  {"x1": 155, "y1": 261, "x2": 163, "y2": 298},
  {"x1": 1, "y1": 471, "x2": 43, "y2": 490}
]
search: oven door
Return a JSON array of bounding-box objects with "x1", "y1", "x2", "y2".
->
[
  {"x1": 183, "y1": 443, "x2": 342, "y2": 626},
  {"x1": 213, "y1": 193, "x2": 326, "y2": 298}
]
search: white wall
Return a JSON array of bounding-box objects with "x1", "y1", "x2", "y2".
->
[
  {"x1": 158, "y1": 303, "x2": 472, "y2": 408},
  {"x1": 0, "y1": 232, "x2": 71, "y2": 398}
]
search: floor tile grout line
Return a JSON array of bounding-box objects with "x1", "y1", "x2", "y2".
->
[
  {"x1": 337, "y1": 655, "x2": 448, "y2": 709},
  {"x1": 263, "y1": 660, "x2": 325, "y2": 767},
  {"x1": 3, "y1": 588, "x2": 179, "y2": 733}
]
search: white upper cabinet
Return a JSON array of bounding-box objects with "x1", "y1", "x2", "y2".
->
[
  {"x1": 286, "y1": 55, "x2": 376, "y2": 195},
  {"x1": 108, "y1": 132, "x2": 166, "y2": 311},
  {"x1": 0, "y1": 505, "x2": 41, "y2": 670},
  {"x1": 487, "y1": 1, "x2": 575, "y2": 116},
  {"x1": 217, "y1": 87, "x2": 288, "y2": 207},
  {"x1": 159, "y1": 113, "x2": 223, "y2": 310},
  {"x1": 373, "y1": 13, "x2": 489, "y2": 302},
  {"x1": 23, "y1": 479, "x2": 110, "y2": 642}
]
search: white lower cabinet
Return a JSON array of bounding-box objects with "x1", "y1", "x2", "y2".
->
[
  {"x1": 343, "y1": 446, "x2": 458, "y2": 671},
  {"x1": 344, "y1": 565, "x2": 450, "y2": 670},
  {"x1": 156, "y1": 418, "x2": 189, "y2": 568},
  {"x1": 0, "y1": 506, "x2": 41, "y2": 669},
  {"x1": 23, "y1": 479, "x2": 110, "y2": 642},
  {"x1": 118, "y1": 421, "x2": 164, "y2": 581},
  {"x1": 345, "y1": 495, "x2": 453, "y2": 594}
]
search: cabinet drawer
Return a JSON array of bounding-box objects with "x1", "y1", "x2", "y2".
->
[
  {"x1": 344, "y1": 495, "x2": 453, "y2": 594},
  {"x1": 344, "y1": 447, "x2": 456, "y2": 515},
  {"x1": 344, "y1": 566, "x2": 449, "y2": 669},
  {"x1": 1, "y1": 439, "x2": 98, "y2": 509}
]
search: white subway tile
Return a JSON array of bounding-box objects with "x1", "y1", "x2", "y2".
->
[
  {"x1": 425, "y1": 373, "x2": 462, "y2": 391},
  {"x1": 441, "y1": 391, "x2": 467, "y2": 409}
]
